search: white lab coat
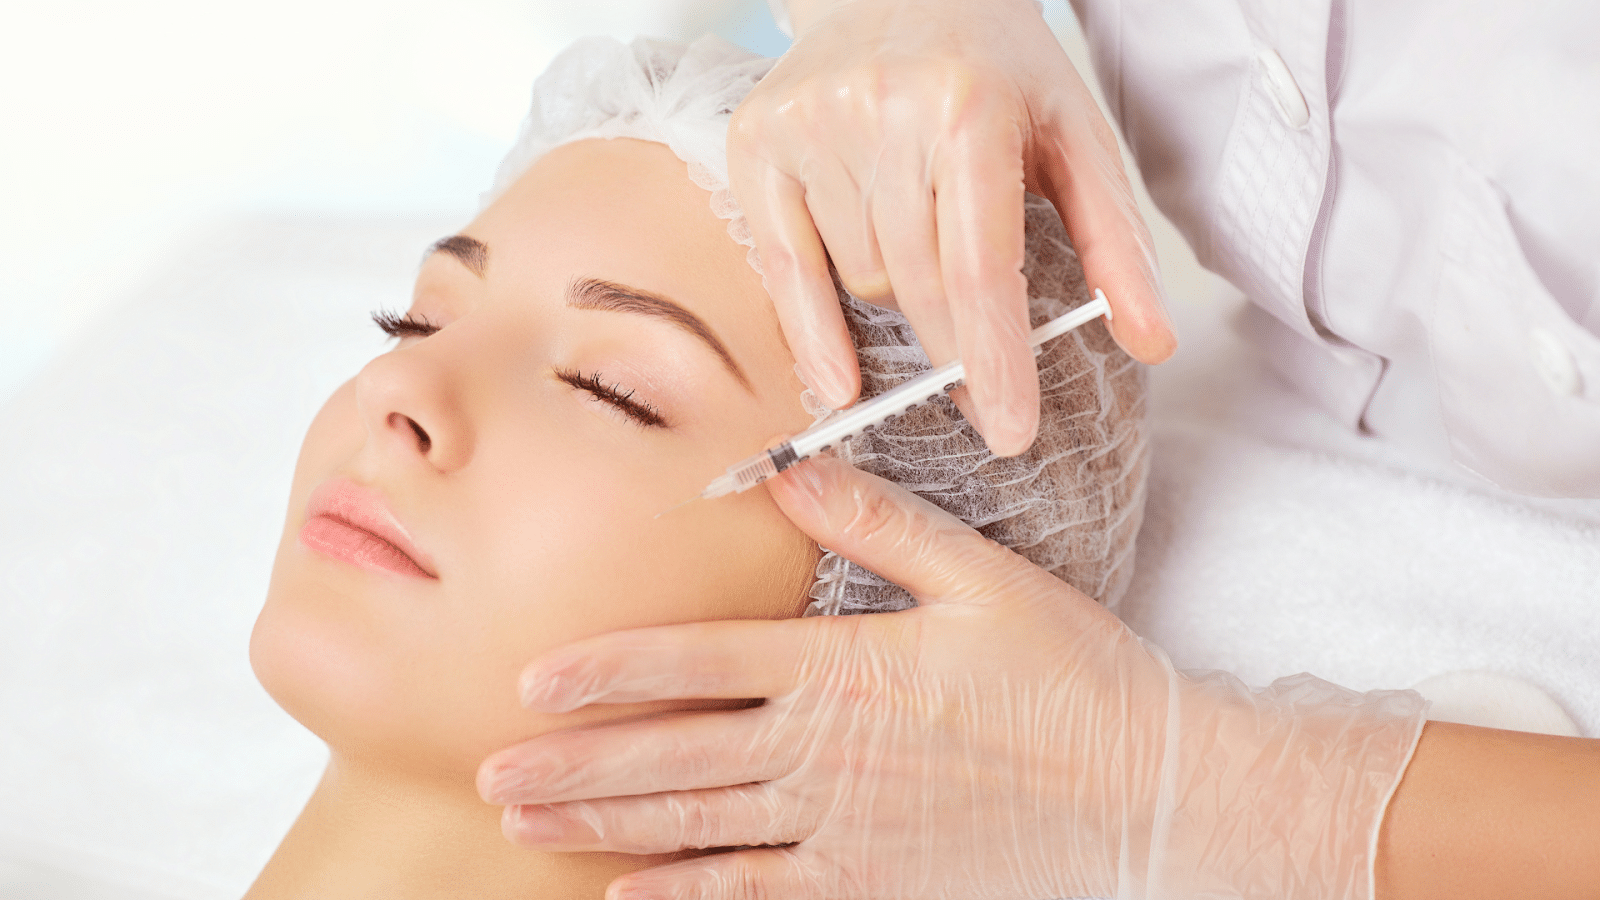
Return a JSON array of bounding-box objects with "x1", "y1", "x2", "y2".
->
[{"x1": 1070, "y1": 0, "x2": 1600, "y2": 498}]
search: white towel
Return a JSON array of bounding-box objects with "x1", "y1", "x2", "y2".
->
[{"x1": 1119, "y1": 293, "x2": 1600, "y2": 738}]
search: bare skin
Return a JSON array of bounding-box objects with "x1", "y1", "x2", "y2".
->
[
  {"x1": 244, "y1": 759, "x2": 683, "y2": 899},
  {"x1": 1377, "y1": 721, "x2": 1600, "y2": 900}
]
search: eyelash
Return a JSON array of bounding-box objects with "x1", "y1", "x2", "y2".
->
[
  {"x1": 370, "y1": 310, "x2": 667, "y2": 429},
  {"x1": 555, "y1": 368, "x2": 669, "y2": 428},
  {"x1": 372, "y1": 310, "x2": 441, "y2": 338}
]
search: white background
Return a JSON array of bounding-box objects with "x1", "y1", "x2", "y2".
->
[
  {"x1": 0, "y1": 0, "x2": 1215, "y2": 405},
  {"x1": 0, "y1": 1, "x2": 786, "y2": 401}
]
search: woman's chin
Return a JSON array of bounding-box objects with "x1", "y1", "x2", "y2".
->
[{"x1": 253, "y1": 566, "x2": 554, "y2": 783}]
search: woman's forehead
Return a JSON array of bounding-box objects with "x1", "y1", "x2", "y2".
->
[
  {"x1": 457, "y1": 138, "x2": 801, "y2": 404},
  {"x1": 474, "y1": 140, "x2": 745, "y2": 287},
  {"x1": 491, "y1": 139, "x2": 718, "y2": 225}
]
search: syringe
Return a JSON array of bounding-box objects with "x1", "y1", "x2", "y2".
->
[{"x1": 664, "y1": 290, "x2": 1112, "y2": 513}]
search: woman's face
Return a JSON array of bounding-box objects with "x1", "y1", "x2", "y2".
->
[{"x1": 253, "y1": 138, "x2": 819, "y2": 784}]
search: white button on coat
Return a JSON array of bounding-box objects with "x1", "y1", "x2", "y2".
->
[
  {"x1": 1530, "y1": 327, "x2": 1584, "y2": 397},
  {"x1": 1257, "y1": 48, "x2": 1310, "y2": 129}
]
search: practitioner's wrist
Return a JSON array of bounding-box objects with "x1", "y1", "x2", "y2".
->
[{"x1": 1141, "y1": 671, "x2": 1428, "y2": 900}]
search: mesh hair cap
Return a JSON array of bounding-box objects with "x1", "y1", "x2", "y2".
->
[
  {"x1": 491, "y1": 36, "x2": 1150, "y2": 611},
  {"x1": 487, "y1": 35, "x2": 774, "y2": 269},
  {"x1": 809, "y1": 197, "x2": 1148, "y2": 612}
]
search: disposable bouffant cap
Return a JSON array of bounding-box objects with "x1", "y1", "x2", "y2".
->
[
  {"x1": 487, "y1": 35, "x2": 773, "y2": 272},
  {"x1": 490, "y1": 36, "x2": 1150, "y2": 611}
]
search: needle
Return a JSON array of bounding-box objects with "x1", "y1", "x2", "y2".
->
[{"x1": 654, "y1": 493, "x2": 703, "y2": 519}]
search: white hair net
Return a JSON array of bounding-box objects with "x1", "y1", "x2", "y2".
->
[
  {"x1": 810, "y1": 201, "x2": 1148, "y2": 613},
  {"x1": 487, "y1": 35, "x2": 773, "y2": 270},
  {"x1": 491, "y1": 35, "x2": 1149, "y2": 610}
]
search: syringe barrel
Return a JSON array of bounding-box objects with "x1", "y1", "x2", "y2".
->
[
  {"x1": 785, "y1": 294, "x2": 1110, "y2": 461},
  {"x1": 710, "y1": 293, "x2": 1112, "y2": 496},
  {"x1": 724, "y1": 451, "x2": 780, "y2": 492},
  {"x1": 791, "y1": 358, "x2": 966, "y2": 459}
]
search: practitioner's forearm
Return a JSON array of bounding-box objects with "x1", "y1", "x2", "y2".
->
[{"x1": 1376, "y1": 721, "x2": 1600, "y2": 900}]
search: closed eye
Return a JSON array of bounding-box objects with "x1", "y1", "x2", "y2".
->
[
  {"x1": 370, "y1": 310, "x2": 667, "y2": 428},
  {"x1": 372, "y1": 310, "x2": 442, "y2": 339},
  {"x1": 556, "y1": 368, "x2": 669, "y2": 429}
]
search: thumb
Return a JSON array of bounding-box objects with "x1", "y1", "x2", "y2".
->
[{"x1": 766, "y1": 456, "x2": 1040, "y2": 607}]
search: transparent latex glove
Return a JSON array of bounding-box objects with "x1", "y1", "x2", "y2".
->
[
  {"x1": 478, "y1": 457, "x2": 1428, "y2": 900},
  {"x1": 729, "y1": 0, "x2": 1176, "y2": 455}
]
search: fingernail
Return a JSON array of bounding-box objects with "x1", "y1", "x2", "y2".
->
[
  {"x1": 806, "y1": 355, "x2": 852, "y2": 410},
  {"x1": 981, "y1": 399, "x2": 1035, "y2": 458},
  {"x1": 506, "y1": 805, "x2": 568, "y2": 844},
  {"x1": 797, "y1": 361, "x2": 829, "y2": 409},
  {"x1": 520, "y1": 671, "x2": 569, "y2": 710},
  {"x1": 789, "y1": 459, "x2": 824, "y2": 499},
  {"x1": 776, "y1": 460, "x2": 829, "y2": 526},
  {"x1": 487, "y1": 767, "x2": 530, "y2": 804}
]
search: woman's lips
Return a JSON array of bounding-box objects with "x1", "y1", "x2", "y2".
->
[{"x1": 300, "y1": 479, "x2": 438, "y2": 580}]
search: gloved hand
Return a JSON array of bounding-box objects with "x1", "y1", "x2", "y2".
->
[
  {"x1": 478, "y1": 457, "x2": 1428, "y2": 900},
  {"x1": 728, "y1": 0, "x2": 1177, "y2": 456}
]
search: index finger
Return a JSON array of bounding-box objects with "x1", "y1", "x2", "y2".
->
[
  {"x1": 519, "y1": 616, "x2": 843, "y2": 713},
  {"x1": 728, "y1": 142, "x2": 862, "y2": 410},
  {"x1": 934, "y1": 115, "x2": 1037, "y2": 457}
]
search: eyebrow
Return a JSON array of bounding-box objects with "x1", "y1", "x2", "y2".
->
[
  {"x1": 427, "y1": 235, "x2": 488, "y2": 278},
  {"x1": 426, "y1": 235, "x2": 751, "y2": 391},
  {"x1": 566, "y1": 277, "x2": 752, "y2": 391}
]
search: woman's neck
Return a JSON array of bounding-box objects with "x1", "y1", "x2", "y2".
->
[{"x1": 245, "y1": 755, "x2": 683, "y2": 900}]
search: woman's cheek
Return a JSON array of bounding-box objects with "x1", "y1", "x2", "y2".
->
[{"x1": 434, "y1": 512, "x2": 793, "y2": 766}]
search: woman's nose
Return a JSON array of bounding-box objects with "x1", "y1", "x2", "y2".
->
[{"x1": 354, "y1": 344, "x2": 474, "y2": 473}]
